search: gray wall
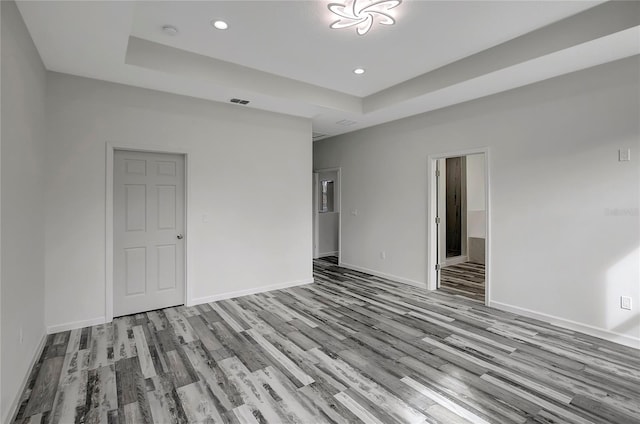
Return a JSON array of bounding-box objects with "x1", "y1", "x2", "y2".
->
[
  {"x1": 467, "y1": 153, "x2": 486, "y2": 264},
  {"x1": 1, "y1": 1, "x2": 47, "y2": 421},
  {"x1": 44, "y1": 73, "x2": 312, "y2": 331},
  {"x1": 314, "y1": 57, "x2": 640, "y2": 346},
  {"x1": 466, "y1": 153, "x2": 486, "y2": 239},
  {"x1": 1, "y1": 2, "x2": 313, "y2": 417}
]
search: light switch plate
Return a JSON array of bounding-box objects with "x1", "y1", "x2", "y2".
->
[
  {"x1": 621, "y1": 296, "x2": 632, "y2": 310},
  {"x1": 619, "y1": 148, "x2": 631, "y2": 162}
]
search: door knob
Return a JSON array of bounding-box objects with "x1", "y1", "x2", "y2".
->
[{"x1": 177, "y1": 234, "x2": 184, "y2": 240}]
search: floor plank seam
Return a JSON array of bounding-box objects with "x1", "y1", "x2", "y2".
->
[{"x1": 11, "y1": 258, "x2": 640, "y2": 424}]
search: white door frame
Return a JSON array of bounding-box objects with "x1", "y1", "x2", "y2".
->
[
  {"x1": 105, "y1": 142, "x2": 191, "y2": 322},
  {"x1": 427, "y1": 148, "x2": 491, "y2": 306},
  {"x1": 313, "y1": 167, "x2": 342, "y2": 264},
  {"x1": 313, "y1": 172, "x2": 319, "y2": 259}
]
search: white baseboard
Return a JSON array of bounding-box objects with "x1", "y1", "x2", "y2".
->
[
  {"x1": 191, "y1": 278, "x2": 314, "y2": 305},
  {"x1": 444, "y1": 255, "x2": 469, "y2": 266},
  {"x1": 490, "y1": 300, "x2": 640, "y2": 350},
  {"x1": 45, "y1": 279, "x2": 314, "y2": 333},
  {"x1": 338, "y1": 261, "x2": 426, "y2": 289},
  {"x1": 319, "y1": 251, "x2": 338, "y2": 257},
  {"x1": 46, "y1": 316, "x2": 106, "y2": 334},
  {"x1": 4, "y1": 334, "x2": 47, "y2": 424}
]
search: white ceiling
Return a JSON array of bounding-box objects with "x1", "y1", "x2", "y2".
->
[
  {"x1": 130, "y1": 0, "x2": 603, "y2": 97},
  {"x1": 15, "y1": 0, "x2": 640, "y2": 139}
]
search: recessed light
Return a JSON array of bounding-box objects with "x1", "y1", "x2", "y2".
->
[
  {"x1": 353, "y1": 68, "x2": 365, "y2": 75},
  {"x1": 211, "y1": 20, "x2": 228, "y2": 30},
  {"x1": 162, "y1": 25, "x2": 179, "y2": 36}
]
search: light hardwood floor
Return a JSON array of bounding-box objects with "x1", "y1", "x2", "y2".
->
[{"x1": 12, "y1": 258, "x2": 640, "y2": 423}]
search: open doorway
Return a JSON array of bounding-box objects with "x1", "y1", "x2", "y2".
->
[
  {"x1": 313, "y1": 168, "x2": 341, "y2": 264},
  {"x1": 430, "y1": 151, "x2": 489, "y2": 304}
]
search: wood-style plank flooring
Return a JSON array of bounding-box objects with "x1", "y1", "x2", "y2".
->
[
  {"x1": 12, "y1": 258, "x2": 640, "y2": 424},
  {"x1": 440, "y1": 262, "x2": 486, "y2": 303}
]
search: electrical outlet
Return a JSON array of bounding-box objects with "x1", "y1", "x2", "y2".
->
[
  {"x1": 380, "y1": 251, "x2": 386, "y2": 260},
  {"x1": 621, "y1": 296, "x2": 632, "y2": 310},
  {"x1": 619, "y1": 148, "x2": 631, "y2": 162},
  {"x1": 19, "y1": 328, "x2": 24, "y2": 344}
]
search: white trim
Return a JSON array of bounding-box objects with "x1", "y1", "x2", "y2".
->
[
  {"x1": 427, "y1": 148, "x2": 491, "y2": 307},
  {"x1": 338, "y1": 261, "x2": 426, "y2": 289},
  {"x1": 444, "y1": 255, "x2": 469, "y2": 267},
  {"x1": 105, "y1": 142, "x2": 191, "y2": 322},
  {"x1": 184, "y1": 153, "x2": 193, "y2": 306},
  {"x1": 5, "y1": 334, "x2": 47, "y2": 424},
  {"x1": 47, "y1": 317, "x2": 106, "y2": 334},
  {"x1": 191, "y1": 278, "x2": 314, "y2": 305},
  {"x1": 312, "y1": 173, "x2": 319, "y2": 259},
  {"x1": 490, "y1": 300, "x2": 640, "y2": 350},
  {"x1": 314, "y1": 167, "x2": 342, "y2": 265},
  {"x1": 319, "y1": 251, "x2": 339, "y2": 257},
  {"x1": 105, "y1": 145, "x2": 114, "y2": 323},
  {"x1": 485, "y1": 150, "x2": 492, "y2": 307}
]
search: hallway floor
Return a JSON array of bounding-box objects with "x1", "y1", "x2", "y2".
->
[{"x1": 440, "y1": 262, "x2": 485, "y2": 303}]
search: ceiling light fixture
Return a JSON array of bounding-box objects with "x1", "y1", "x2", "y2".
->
[
  {"x1": 353, "y1": 68, "x2": 365, "y2": 75},
  {"x1": 211, "y1": 20, "x2": 229, "y2": 30},
  {"x1": 329, "y1": 0, "x2": 402, "y2": 36},
  {"x1": 162, "y1": 25, "x2": 179, "y2": 36}
]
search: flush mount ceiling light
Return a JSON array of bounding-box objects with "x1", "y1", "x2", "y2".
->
[
  {"x1": 211, "y1": 20, "x2": 229, "y2": 30},
  {"x1": 353, "y1": 68, "x2": 365, "y2": 75},
  {"x1": 329, "y1": 0, "x2": 402, "y2": 36}
]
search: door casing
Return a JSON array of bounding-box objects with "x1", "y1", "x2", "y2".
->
[
  {"x1": 427, "y1": 148, "x2": 491, "y2": 306},
  {"x1": 313, "y1": 167, "x2": 342, "y2": 264},
  {"x1": 106, "y1": 142, "x2": 191, "y2": 323}
]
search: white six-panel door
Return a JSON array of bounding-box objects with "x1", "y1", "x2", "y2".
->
[{"x1": 114, "y1": 150, "x2": 185, "y2": 317}]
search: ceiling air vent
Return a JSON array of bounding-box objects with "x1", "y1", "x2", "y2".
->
[
  {"x1": 230, "y1": 98, "x2": 250, "y2": 105},
  {"x1": 312, "y1": 132, "x2": 328, "y2": 141},
  {"x1": 336, "y1": 119, "x2": 357, "y2": 126}
]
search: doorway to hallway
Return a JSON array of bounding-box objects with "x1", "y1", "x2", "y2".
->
[
  {"x1": 313, "y1": 168, "x2": 341, "y2": 263},
  {"x1": 430, "y1": 151, "x2": 489, "y2": 304}
]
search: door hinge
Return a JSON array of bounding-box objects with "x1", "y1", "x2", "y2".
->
[
  {"x1": 435, "y1": 170, "x2": 440, "y2": 177},
  {"x1": 435, "y1": 217, "x2": 441, "y2": 224},
  {"x1": 435, "y1": 264, "x2": 441, "y2": 271}
]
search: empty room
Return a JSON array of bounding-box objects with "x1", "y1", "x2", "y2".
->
[{"x1": 2, "y1": 1, "x2": 639, "y2": 423}]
